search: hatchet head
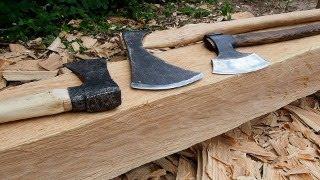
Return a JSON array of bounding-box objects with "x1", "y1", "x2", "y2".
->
[
  {"x1": 204, "y1": 34, "x2": 270, "y2": 75},
  {"x1": 122, "y1": 31, "x2": 203, "y2": 90},
  {"x1": 65, "y1": 58, "x2": 121, "y2": 112}
]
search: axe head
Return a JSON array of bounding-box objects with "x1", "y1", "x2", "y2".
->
[
  {"x1": 122, "y1": 31, "x2": 203, "y2": 90},
  {"x1": 204, "y1": 34, "x2": 270, "y2": 75},
  {"x1": 65, "y1": 58, "x2": 121, "y2": 112}
]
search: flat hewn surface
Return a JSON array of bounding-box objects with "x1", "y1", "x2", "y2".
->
[{"x1": 2, "y1": 31, "x2": 320, "y2": 179}]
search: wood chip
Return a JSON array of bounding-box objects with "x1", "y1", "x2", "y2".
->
[
  {"x1": 48, "y1": 37, "x2": 65, "y2": 52},
  {"x1": 231, "y1": 141, "x2": 277, "y2": 160},
  {"x1": 299, "y1": 160, "x2": 320, "y2": 179},
  {"x1": 125, "y1": 163, "x2": 164, "y2": 180},
  {"x1": 2, "y1": 70, "x2": 58, "y2": 81},
  {"x1": 71, "y1": 42, "x2": 81, "y2": 52},
  {"x1": 284, "y1": 166, "x2": 310, "y2": 176},
  {"x1": 288, "y1": 173, "x2": 313, "y2": 180},
  {"x1": 81, "y1": 36, "x2": 97, "y2": 48},
  {"x1": 262, "y1": 163, "x2": 284, "y2": 180},
  {"x1": 0, "y1": 59, "x2": 11, "y2": 71},
  {"x1": 0, "y1": 52, "x2": 28, "y2": 63},
  {"x1": 176, "y1": 156, "x2": 196, "y2": 180},
  {"x1": 154, "y1": 157, "x2": 178, "y2": 174},
  {"x1": 5, "y1": 60, "x2": 43, "y2": 71},
  {"x1": 0, "y1": 77, "x2": 6, "y2": 90},
  {"x1": 38, "y1": 53, "x2": 65, "y2": 70},
  {"x1": 9, "y1": 44, "x2": 30, "y2": 54},
  {"x1": 269, "y1": 134, "x2": 289, "y2": 156},
  {"x1": 290, "y1": 116, "x2": 320, "y2": 147},
  {"x1": 285, "y1": 105, "x2": 320, "y2": 132}
]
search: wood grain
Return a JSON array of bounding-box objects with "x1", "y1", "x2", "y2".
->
[{"x1": 143, "y1": 9, "x2": 320, "y2": 48}]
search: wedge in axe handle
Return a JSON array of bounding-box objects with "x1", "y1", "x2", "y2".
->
[
  {"x1": 0, "y1": 58, "x2": 121, "y2": 124},
  {"x1": 204, "y1": 22, "x2": 320, "y2": 74}
]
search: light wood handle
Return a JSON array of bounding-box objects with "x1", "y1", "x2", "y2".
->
[
  {"x1": 143, "y1": 9, "x2": 320, "y2": 48},
  {"x1": 234, "y1": 22, "x2": 320, "y2": 47},
  {"x1": 0, "y1": 89, "x2": 72, "y2": 123}
]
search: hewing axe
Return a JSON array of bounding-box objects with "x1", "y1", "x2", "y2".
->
[
  {"x1": 204, "y1": 22, "x2": 320, "y2": 74},
  {"x1": 122, "y1": 31, "x2": 203, "y2": 90}
]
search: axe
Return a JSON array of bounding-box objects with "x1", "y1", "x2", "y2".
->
[
  {"x1": 122, "y1": 31, "x2": 203, "y2": 90},
  {"x1": 0, "y1": 58, "x2": 121, "y2": 123},
  {"x1": 204, "y1": 22, "x2": 320, "y2": 74}
]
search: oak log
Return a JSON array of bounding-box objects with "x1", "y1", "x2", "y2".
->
[{"x1": 2, "y1": 29, "x2": 320, "y2": 179}]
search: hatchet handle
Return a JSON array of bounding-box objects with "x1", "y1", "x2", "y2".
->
[
  {"x1": 0, "y1": 89, "x2": 72, "y2": 124},
  {"x1": 233, "y1": 22, "x2": 320, "y2": 47}
]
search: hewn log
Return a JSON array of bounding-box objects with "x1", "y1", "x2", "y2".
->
[
  {"x1": 1, "y1": 30, "x2": 320, "y2": 179},
  {"x1": 0, "y1": 32, "x2": 320, "y2": 179}
]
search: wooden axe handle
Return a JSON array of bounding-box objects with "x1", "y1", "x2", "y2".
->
[
  {"x1": 0, "y1": 89, "x2": 72, "y2": 123},
  {"x1": 144, "y1": 9, "x2": 320, "y2": 48},
  {"x1": 234, "y1": 22, "x2": 320, "y2": 47}
]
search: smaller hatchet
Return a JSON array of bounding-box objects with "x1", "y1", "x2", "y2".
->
[
  {"x1": 0, "y1": 58, "x2": 121, "y2": 123},
  {"x1": 204, "y1": 22, "x2": 320, "y2": 74}
]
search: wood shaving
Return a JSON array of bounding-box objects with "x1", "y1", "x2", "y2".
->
[{"x1": 117, "y1": 96, "x2": 320, "y2": 180}]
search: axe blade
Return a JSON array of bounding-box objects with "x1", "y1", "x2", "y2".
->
[
  {"x1": 213, "y1": 53, "x2": 270, "y2": 74},
  {"x1": 204, "y1": 34, "x2": 270, "y2": 75},
  {"x1": 123, "y1": 31, "x2": 203, "y2": 90}
]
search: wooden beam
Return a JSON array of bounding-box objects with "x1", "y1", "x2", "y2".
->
[{"x1": 3, "y1": 22, "x2": 320, "y2": 178}]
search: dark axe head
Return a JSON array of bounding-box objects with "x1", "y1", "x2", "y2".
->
[
  {"x1": 122, "y1": 31, "x2": 203, "y2": 90},
  {"x1": 204, "y1": 33, "x2": 270, "y2": 74},
  {"x1": 65, "y1": 58, "x2": 121, "y2": 112}
]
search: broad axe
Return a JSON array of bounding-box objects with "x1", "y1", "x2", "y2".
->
[
  {"x1": 0, "y1": 58, "x2": 121, "y2": 123},
  {"x1": 122, "y1": 31, "x2": 203, "y2": 90},
  {"x1": 204, "y1": 22, "x2": 320, "y2": 74}
]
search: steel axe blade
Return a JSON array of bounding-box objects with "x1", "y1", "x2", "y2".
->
[
  {"x1": 123, "y1": 31, "x2": 203, "y2": 90},
  {"x1": 204, "y1": 34, "x2": 270, "y2": 75}
]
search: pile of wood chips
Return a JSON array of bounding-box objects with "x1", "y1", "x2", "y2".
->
[
  {"x1": 0, "y1": 34, "x2": 123, "y2": 91},
  {"x1": 114, "y1": 96, "x2": 320, "y2": 180}
]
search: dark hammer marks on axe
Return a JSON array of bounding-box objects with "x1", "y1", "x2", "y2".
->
[
  {"x1": 122, "y1": 31, "x2": 203, "y2": 90},
  {"x1": 204, "y1": 22, "x2": 320, "y2": 74},
  {"x1": 0, "y1": 58, "x2": 121, "y2": 123}
]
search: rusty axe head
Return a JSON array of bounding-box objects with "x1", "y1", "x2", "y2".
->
[
  {"x1": 65, "y1": 58, "x2": 121, "y2": 112},
  {"x1": 122, "y1": 31, "x2": 203, "y2": 90},
  {"x1": 204, "y1": 34, "x2": 270, "y2": 75}
]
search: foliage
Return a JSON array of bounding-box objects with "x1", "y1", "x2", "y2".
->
[
  {"x1": 179, "y1": 6, "x2": 211, "y2": 18},
  {"x1": 220, "y1": 1, "x2": 234, "y2": 20},
  {"x1": 0, "y1": 0, "x2": 156, "y2": 42}
]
